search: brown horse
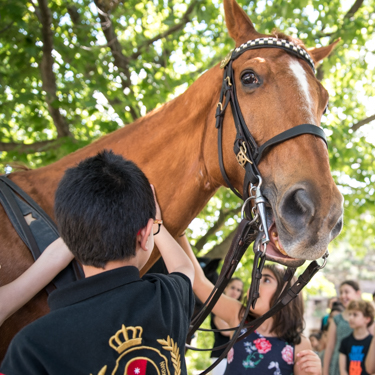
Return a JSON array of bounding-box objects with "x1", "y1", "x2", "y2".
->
[{"x1": 0, "y1": 0, "x2": 343, "y2": 359}]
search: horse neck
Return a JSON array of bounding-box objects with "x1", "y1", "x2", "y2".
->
[{"x1": 20, "y1": 65, "x2": 224, "y2": 234}]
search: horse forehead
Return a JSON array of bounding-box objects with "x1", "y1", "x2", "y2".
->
[{"x1": 288, "y1": 59, "x2": 314, "y2": 99}]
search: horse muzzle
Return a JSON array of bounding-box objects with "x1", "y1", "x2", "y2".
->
[{"x1": 254, "y1": 184, "x2": 343, "y2": 266}]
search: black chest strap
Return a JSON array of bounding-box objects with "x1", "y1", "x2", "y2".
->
[{"x1": 0, "y1": 175, "x2": 84, "y2": 294}]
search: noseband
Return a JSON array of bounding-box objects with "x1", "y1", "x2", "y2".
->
[{"x1": 187, "y1": 38, "x2": 330, "y2": 375}]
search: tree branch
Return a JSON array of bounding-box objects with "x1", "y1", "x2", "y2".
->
[
  {"x1": 36, "y1": 0, "x2": 72, "y2": 138},
  {"x1": 131, "y1": 0, "x2": 199, "y2": 60},
  {"x1": 67, "y1": 5, "x2": 80, "y2": 25},
  {"x1": 0, "y1": 21, "x2": 14, "y2": 34},
  {"x1": 0, "y1": 140, "x2": 58, "y2": 153},
  {"x1": 93, "y1": 0, "x2": 139, "y2": 121},
  {"x1": 325, "y1": 0, "x2": 365, "y2": 43},
  {"x1": 30, "y1": 0, "x2": 42, "y2": 22},
  {"x1": 316, "y1": 65, "x2": 324, "y2": 82},
  {"x1": 314, "y1": 0, "x2": 366, "y2": 41},
  {"x1": 344, "y1": 0, "x2": 364, "y2": 19},
  {"x1": 351, "y1": 114, "x2": 375, "y2": 132},
  {"x1": 195, "y1": 206, "x2": 241, "y2": 252},
  {"x1": 79, "y1": 38, "x2": 117, "y2": 50}
]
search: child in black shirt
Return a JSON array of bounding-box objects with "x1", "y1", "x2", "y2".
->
[
  {"x1": 1, "y1": 151, "x2": 195, "y2": 375},
  {"x1": 339, "y1": 300, "x2": 375, "y2": 375}
]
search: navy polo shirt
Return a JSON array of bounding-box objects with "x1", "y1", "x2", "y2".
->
[{"x1": 1, "y1": 266, "x2": 194, "y2": 375}]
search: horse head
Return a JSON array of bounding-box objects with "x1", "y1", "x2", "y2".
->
[{"x1": 204, "y1": 0, "x2": 343, "y2": 267}]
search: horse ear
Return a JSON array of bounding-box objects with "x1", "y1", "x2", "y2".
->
[
  {"x1": 307, "y1": 38, "x2": 341, "y2": 64},
  {"x1": 224, "y1": 0, "x2": 262, "y2": 44}
]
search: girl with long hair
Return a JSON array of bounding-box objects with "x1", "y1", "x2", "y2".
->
[{"x1": 178, "y1": 235, "x2": 321, "y2": 375}]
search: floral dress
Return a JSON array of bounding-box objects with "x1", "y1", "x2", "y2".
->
[{"x1": 224, "y1": 330, "x2": 294, "y2": 375}]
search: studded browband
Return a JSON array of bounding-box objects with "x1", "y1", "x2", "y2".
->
[{"x1": 220, "y1": 37, "x2": 316, "y2": 73}]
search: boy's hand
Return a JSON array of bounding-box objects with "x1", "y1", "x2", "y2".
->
[
  {"x1": 296, "y1": 350, "x2": 322, "y2": 375},
  {"x1": 150, "y1": 185, "x2": 162, "y2": 220}
]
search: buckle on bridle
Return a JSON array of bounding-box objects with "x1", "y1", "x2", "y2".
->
[{"x1": 236, "y1": 142, "x2": 253, "y2": 168}]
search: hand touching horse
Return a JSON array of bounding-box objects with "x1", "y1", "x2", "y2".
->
[{"x1": 0, "y1": 0, "x2": 343, "y2": 360}]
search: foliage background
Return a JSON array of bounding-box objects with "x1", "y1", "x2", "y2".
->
[{"x1": 1, "y1": 0, "x2": 375, "y2": 371}]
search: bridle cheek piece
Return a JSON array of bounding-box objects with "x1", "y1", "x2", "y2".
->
[
  {"x1": 187, "y1": 38, "x2": 330, "y2": 375},
  {"x1": 215, "y1": 36, "x2": 328, "y2": 257}
]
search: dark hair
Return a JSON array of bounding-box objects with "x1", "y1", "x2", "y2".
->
[
  {"x1": 321, "y1": 323, "x2": 329, "y2": 332},
  {"x1": 239, "y1": 263, "x2": 304, "y2": 345},
  {"x1": 54, "y1": 150, "x2": 156, "y2": 268},
  {"x1": 340, "y1": 280, "x2": 360, "y2": 292},
  {"x1": 309, "y1": 332, "x2": 321, "y2": 340},
  {"x1": 330, "y1": 301, "x2": 345, "y2": 314},
  {"x1": 347, "y1": 300, "x2": 375, "y2": 327},
  {"x1": 227, "y1": 277, "x2": 244, "y2": 301}
]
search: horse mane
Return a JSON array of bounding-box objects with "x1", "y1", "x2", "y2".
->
[
  {"x1": 5, "y1": 162, "x2": 31, "y2": 172},
  {"x1": 271, "y1": 29, "x2": 307, "y2": 50}
]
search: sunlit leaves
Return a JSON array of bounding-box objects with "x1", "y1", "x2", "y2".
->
[{"x1": 0, "y1": 0, "x2": 374, "y2": 292}]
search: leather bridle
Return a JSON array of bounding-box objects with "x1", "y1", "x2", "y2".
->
[
  {"x1": 187, "y1": 38, "x2": 330, "y2": 374},
  {"x1": 215, "y1": 37, "x2": 326, "y2": 201}
]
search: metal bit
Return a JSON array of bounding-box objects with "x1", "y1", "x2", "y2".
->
[{"x1": 254, "y1": 176, "x2": 270, "y2": 250}]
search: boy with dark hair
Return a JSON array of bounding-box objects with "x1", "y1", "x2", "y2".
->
[
  {"x1": 339, "y1": 300, "x2": 375, "y2": 375},
  {"x1": 0, "y1": 150, "x2": 195, "y2": 375}
]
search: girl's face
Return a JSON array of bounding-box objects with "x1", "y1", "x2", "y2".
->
[
  {"x1": 225, "y1": 280, "x2": 243, "y2": 300},
  {"x1": 339, "y1": 284, "x2": 361, "y2": 308},
  {"x1": 248, "y1": 269, "x2": 278, "y2": 316}
]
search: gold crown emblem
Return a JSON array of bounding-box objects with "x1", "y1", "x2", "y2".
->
[{"x1": 109, "y1": 325, "x2": 143, "y2": 354}]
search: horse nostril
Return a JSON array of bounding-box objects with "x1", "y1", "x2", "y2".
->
[
  {"x1": 331, "y1": 216, "x2": 343, "y2": 239},
  {"x1": 280, "y1": 188, "x2": 315, "y2": 230}
]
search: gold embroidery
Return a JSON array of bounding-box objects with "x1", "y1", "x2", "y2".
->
[
  {"x1": 109, "y1": 325, "x2": 143, "y2": 353},
  {"x1": 90, "y1": 365, "x2": 107, "y2": 375},
  {"x1": 112, "y1": 347, "x2": 169, "y2": 375},
  {"x1": 92, "y1": 325, "x2": 181, "y2": 375},
  {"x1": 157, "y1": 336, "x2": 181, "y2": 375}
]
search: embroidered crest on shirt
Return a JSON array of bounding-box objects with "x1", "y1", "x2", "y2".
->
[{"x1": 91, "y1": 325, "x2": 181, "y2": 375}]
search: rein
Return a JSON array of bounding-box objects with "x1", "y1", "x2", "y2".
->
[{"x1": 187, "y1": 38, "x2": 329, "y2": 374}]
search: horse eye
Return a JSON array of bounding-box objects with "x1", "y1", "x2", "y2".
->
[
  {"x1": 323, "y1": 104, "x2": 329, "y2": 115},
  {"x1": 241, "y1": 72, "x2": 258, "y2": 86}
]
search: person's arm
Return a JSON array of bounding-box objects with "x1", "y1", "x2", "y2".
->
[
  {"x1": 176, "y1": 234, "x2": 242, "y2": 329},
  {"x1": 0, "y1": 238, "x2": 74, "y2": 326},
  {"x1": 365, "y1": 334, "x2": 375, "y2": 373},
  {"x1": 323, "y1": 318, "x2": 337, "y2": 375},
  {"x1": 151, "y1": 186, "x2": 194, "y2": 285},
  {"x1": 295, "y1": 336, "x2": 322, "y2": 375},
  {"x1": 339, "y1": 353, "x2": 348, "y2": 375},
  {"x1": 213, "y1": 315, "x2": 233, "y2": 337}
]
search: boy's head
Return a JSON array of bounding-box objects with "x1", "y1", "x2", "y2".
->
[
  {"x1": 309, "y1": 333, "x2": 321, "y2": 351},
  {"x1": 347, "y1": 300, "x2": 375, "y2": 329},
  {"x1": 55, "y1": 150, "x2": 156, "y2": 268}
]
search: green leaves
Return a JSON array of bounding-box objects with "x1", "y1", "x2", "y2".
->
[{"x1": 0, "y1": 0, "x2": 374, "y2": 311}]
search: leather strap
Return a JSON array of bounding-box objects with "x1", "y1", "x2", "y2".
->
[
  {"x1": 254, "y1": 124, "x2": 327, "y2": 165},
  {"x1": 192, "y1": 38, "x2": 326, "y2": 375},
  {"x1": 187, "y1": 219, "x2": 258, "y2": 342},
  {"x1": 0, "y1": 175, "x2": 84, "y2": 292}
]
